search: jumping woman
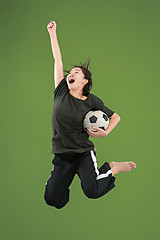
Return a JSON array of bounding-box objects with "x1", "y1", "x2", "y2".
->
[{"x1": 44, "y1": 20, "x2": 136, "y2": 209}]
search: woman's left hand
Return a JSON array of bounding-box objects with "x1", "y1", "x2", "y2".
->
[{"x1": 86, "y1": 126, "x2": 107, "y2": 138}]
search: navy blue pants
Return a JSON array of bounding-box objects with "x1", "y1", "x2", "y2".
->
[{"x1": 44, "y1": 149, "x2": 116, "y2": 209}]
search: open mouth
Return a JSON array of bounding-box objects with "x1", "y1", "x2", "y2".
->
[{"x1": 69, "y1": 79, "x2": 75, "y2": 84}]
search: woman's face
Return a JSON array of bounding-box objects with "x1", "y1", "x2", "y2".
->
[{"x1": 66, "y1": 67, "x2": 88, "y2": 90}]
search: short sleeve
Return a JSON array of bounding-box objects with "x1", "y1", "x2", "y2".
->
[
  {"x1": 92, "y1": 95, "x2": 115, "y2": 118},
  {"x1": 53, "y1": 77, "x2": 69, "y2": 99}
]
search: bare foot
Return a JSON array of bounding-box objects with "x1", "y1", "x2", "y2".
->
[{"x1": 109, "y1": 161, "x2": 136, "y2": 176}]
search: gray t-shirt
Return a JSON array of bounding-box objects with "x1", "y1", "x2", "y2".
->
[{"x1": 51, "y1": 77, "x2": 114, "y2": 154}]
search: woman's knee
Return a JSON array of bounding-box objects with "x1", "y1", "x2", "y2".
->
[
  {"x1": 44, "y1": 187, "x2": 69, "y2": 209},
  {"x1": 82, "y1": 185, "x2": 100, "y2": 199}
]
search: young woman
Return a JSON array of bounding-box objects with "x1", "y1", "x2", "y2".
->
[{"x1": 44, "y1": 20, "x2": 136, "y2": 209}]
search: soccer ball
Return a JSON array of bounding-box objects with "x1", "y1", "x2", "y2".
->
[{"x1": 83, "y1": 110, "x2": 109, "y2": 132}]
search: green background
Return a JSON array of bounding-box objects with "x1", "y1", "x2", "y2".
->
[{"x1": 1, "y1": 0, "x2": 159, "y2": 239}]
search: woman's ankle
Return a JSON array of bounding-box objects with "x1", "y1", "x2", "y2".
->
[{"x1": 111, "y1": 166, "x2": 118, "y2": 176}]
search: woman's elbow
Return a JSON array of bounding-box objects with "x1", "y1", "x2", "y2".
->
[{"x1": 110, "y1": 113, "x2": 120, "y2": 120}]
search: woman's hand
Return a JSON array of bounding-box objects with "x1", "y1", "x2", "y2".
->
[
  {"x1": 47, "y1": 21, "x2": 57, "y2": 35},
  {"x1": 86, "y1": 126, "x2": 107, "y2": 138}
]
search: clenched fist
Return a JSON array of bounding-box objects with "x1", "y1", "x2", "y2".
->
[{"x1": 47, "y1": 21, "x2": 57, "y2": 35}]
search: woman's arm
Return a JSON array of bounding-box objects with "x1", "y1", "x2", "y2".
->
[
  {"x1": 87, "y1": 113, "x2": 120, "y2": 138},
  {"x1": 47, "y1": 21, "x2": 64, "y2": 88},
  {"x1": 105, "y1": 113, "x2": 120, "y2": 135}
]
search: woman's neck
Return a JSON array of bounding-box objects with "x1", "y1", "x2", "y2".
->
[{"x1": 69, "y1": 90, "x2": 86, "y2": 100}]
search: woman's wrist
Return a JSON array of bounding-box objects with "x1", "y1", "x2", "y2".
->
[
  {"x1": 105, "y1": 130, "x2": 109, "y2": 136},
  {"x1": 50, "y1": 31, "x2": 57, "y2": 39}
]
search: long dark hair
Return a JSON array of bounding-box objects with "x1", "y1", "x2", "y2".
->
[{"x1": 64, "y1": 57, "x2": 93, "y2": 96}]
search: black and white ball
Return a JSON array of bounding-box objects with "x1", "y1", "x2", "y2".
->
[{"x1": 83, "y1": 110, "x2": 109, "y2": 132}]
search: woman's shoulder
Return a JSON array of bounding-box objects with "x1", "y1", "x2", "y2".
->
[
  {"x1": 53, "y1": 77, "x2": 69, "y2": 99},
  {"x1": 89, "y1": 93, "x2": 96, "y2": 98},
  {"x1": 89, "y1": 93, "x2": 100, "y2": 100},
  {"x1": 89, "y1": 93, "x2": 104, "y2": 104}
]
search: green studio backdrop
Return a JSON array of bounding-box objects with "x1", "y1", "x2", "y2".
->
[{"x1": 0, "y1": 0, "x2": 159, "y2": 239}]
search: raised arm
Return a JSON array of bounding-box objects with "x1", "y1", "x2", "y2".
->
[{"x1": 47, "y1": 21, "x2": 64, "y2": 88}]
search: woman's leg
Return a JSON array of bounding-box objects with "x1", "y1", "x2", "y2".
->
[
  {"x1": 76, "y1": 149, "x2": 116, "y2": 199},
  {"x1": 44, "y1": 153, "x2": 80, "y2": 209}
]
